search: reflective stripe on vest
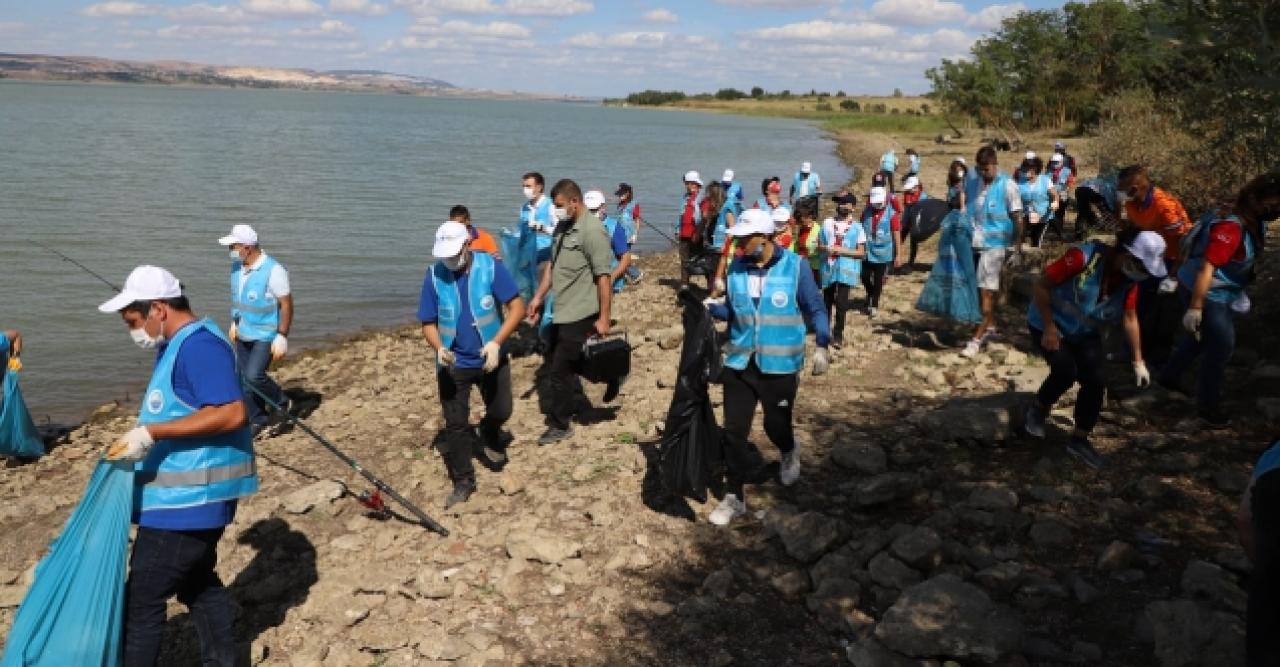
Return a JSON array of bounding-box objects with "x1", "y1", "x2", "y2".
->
[
  {"x1": 136, "y1": 319, "x2": 257, "y2": 511},
  {"x1": 230, "y1": 255, "x2": 282, "y2": 342},
  {"x1": 820, "y1": 223, "x2": 861, "y2": 287},
  {"x1": 967, "y1": 174, "x2": 1014, "y2": 249},
  {"x1": 1026, "y1": 242, "x2": 1127, "y2": 338},
  {"x1": 432, "y1": 251, "x2": 502, "y2": 351},
  {"x1": 725, "y1": 249, "x2": 807, "y2": 375},
  {"x1": 1178, "y1": 214, "x2": 1261, "y2": 303},
  {"x1": 862, "y1": 202, "x2": 896, "y2": 264}
]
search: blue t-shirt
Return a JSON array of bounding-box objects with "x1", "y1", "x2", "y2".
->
[
  {"x1": 417, "y1": 257, "x2": 519, "y2": 369},
  {"x1": 610, "y1": 221, "x2": 629, "y2": 259},
  {"x1": 137, "y1": 326, "x2": 245, "y2": 531},
  {"x1": 1254, "y1": 440, "x2": 1280, "y2": 480}
]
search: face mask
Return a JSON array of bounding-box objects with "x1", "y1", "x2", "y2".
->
[
  {"x1": 229, "y1": 249, "x2": 242, "y2": 261},
  {"x1": 131, "y1": 309, "x2": 165, "y2": 349},
  {"x1": 1121, "y1": 257, "x2": 1148, "y2": 282},
  {"x1": 553, "y1": 206, "x2": 570, "y2": 222},
  {"x1": 953, "y1": 169, "x2": 964, "y2": 179},
  {"x1": 523, "y1": 187, "x2": 536, "y2": 200},
  {"x1": 442, "y1": 252, "x2": 468, "y2": 272}
]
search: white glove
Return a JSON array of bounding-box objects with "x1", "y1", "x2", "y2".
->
[
  {"x1": 702, "y1": 297, "x2": 723, "y2": 310},
  {"x1": 436, "y1": 348, "x2": 456, "y2": 368},
  {"x1": 1134, "y1": 361, "x2": 1151, "y2": 388},
  {"x1": 714, "y1": 277, "x2": 726, "y2": 294},
  {"x1": 270, "y1": 334, "x2": 288, "y2": 361},
  {"x1": 107, "y1": 426, "x2": 154, "y2": 462},
  {"x1": 1182, "y1": 308, "x2": 1202, "y2": 336},
  {"x1": 481, "y1": 341, "x2": 501, "y2": 373},
  {"x1": 812, "y1": 347, "x2": 830, "y2": 376},
  {"x1": 1050, "y1": 200, "x2": 1060, "y2": 212},
  {"x1": 227, "y1": 323, "x2": 238, "y2": 341},
  {"x1": 1158, "y1": 277, "x2": 1179, "y2": 294}
]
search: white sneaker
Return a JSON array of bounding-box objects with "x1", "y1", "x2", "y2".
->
[
  {"x1": 780, "y1": 447, "x2": 801, "y2": 486},
  {"x1": 960, "y1": 338, "x2": 983, "y2": 358},
  {"x1": 867, "y1": 307, "x2": 879, "y2": 319},
  {"x1": 709, "y1": 493, "x2": 747, "y2": 526}
]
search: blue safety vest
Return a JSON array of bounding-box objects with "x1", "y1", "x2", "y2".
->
[
  {"x1": 1051, "y1": 166, "x2": 1073, "y2": 196},
  {"x1": 711, "y1": 201, "x2": 735, "y2": 249},
  {"x1": 432, "y1": 251, "x2": 503, "y2": 355},
  {"x1": 966, "y1": 173, "x2": 1015, "y2": 250},
  {"x1": 724, "y1": 182, "x2": 744, "y2": 215},
  {"x1": 725, "y1": 249, "x2": 807, "y2": 375},
  {"x1": 1178, "y1": 214, "x2": 1262, "y2": 304},
  {"x1": 907, "y1": 154, "x2": 920, "y2": 175},
  {"x1": 792, "y1": 172, "x2": 820, "y2": 198},
  {"x1": 616, "y1": 201, "x2": 639, "y2": 243},
  {"x1": 1019, "y1": 174, "x2": 1053, "y2": 219},
  {"x1": 676, "y1": 191, "x2": 705, "y2": 238},
  {"x1": 755, "y1": 199, "x2": 791, "y2": 219},
  {"x1": 521, "y1": 196, "x2": 555, "y2": 251},
  {"x1": 862, "y1": 202, "x2": 897, "y2": 264},
  {"x1": 1027, "y1": 242, "x2": 1129, "y2": 338},
  {"x1": 602, "y1": 216, "x2": 627, "y2": 293},
  {"x1": 135, "y1": 320, "x2": 257, "y2": 512},
  {"x1": 820, "y1": 221, "x2": 862, "y2": 287},
  {"x1": 880, "y1": 151, "x2": 897, "y2": 173},
  {"x1": 230, "y1": 255, "x2": 283, "y2": 343}
]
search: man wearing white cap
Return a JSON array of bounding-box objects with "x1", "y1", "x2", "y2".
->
[
  {"x1": 419, "y1": 221, "x2": 525, "y2": 507},
  {"x1": 721, "y1": 169, "x2": 744, "y2": 215},
  {"x1": 98, "y1": 265, "x2": 257, "y2": 665},
  {"x1": 860, "y1": 186, "x2": 900, "y2": 318},
  {"x1": 217, "y1": 224, "x2": 292, "y2": 435},
  {"x1": 676, "y1": 170, "x2": 706, "y2": 286},
  {"x1": 585, "y1": 190, "x2": 634, "y2": 297},
  {"x1": 704, "y1": 209, "x2": 830, "y2": 526},
  {"x1": 1024, "y1": 228, "x2": 1167, "y2": 469},
  {"x1": 790, "y1": 162, "x2": 822, "y2": 204}
]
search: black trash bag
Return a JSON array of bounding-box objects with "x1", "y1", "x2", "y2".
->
[
  {"x1": 906, "y1": 199, "x2": 952, "y2": 242},
  {"x1": 658, "y1": 289, "x2": 725, "y2": 503}
]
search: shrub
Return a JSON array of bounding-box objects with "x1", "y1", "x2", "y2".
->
[{"x1": 839, "y1": 99, "x2": 860, "y2": 112}]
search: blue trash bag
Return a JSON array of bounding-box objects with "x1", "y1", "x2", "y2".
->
[
  {"x1": 916, "y1": 210, "x2": 983, "y2": 324},
  {"x1": 2, "y1": 459, "x2": 134, "y2": 666},
  {"x1": 0, "y1": 368, "x2": 44, "y2": 459},
  {"x1": 499, "y1": 222, "x2": 539, "y2": 303}
]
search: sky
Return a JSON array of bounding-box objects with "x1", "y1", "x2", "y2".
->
[{"x1": 0, "y1": 0, "x2": 1064, "y2": 97}]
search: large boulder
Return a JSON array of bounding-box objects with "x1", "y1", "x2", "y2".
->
[
  {"x1": 854, "y1": 473, "x2": 922, "y2": 507},
  {"x1": 1145, "y1": 599, "x2": 1245, "y2": 667},
  {"x1": 1180, "y1": 560, "x2": 1247, "y2": 614},
  {"x1": 911, "y1": 396, "x2": 1019, "y2": 443},
  {"x1": 875, "y1": 574, "x2": 1024, "y2": 663},
  {"x1": 770, "y1": 511, "x2": 849, "y2": 563},
  {"x1": 831, "y1": 440, "x2": 888, "y2": 475},
  {"x1": 505, "y1": 529, "x2": 582, "y2": 564}
]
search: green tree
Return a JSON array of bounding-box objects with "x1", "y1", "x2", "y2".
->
[
  {"x1": 750, "y1": 86, "x2": 764, "y2": 98},
  {"x1": 892, "y1": 88, "x2": 904, "y2": 97},
  {"x1": 715, "y1": 88, "x2": 747, "y2": 100}
]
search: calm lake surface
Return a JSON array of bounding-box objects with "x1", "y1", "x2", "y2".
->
[{"x1": 0, "y1": 81, "x2": 849, "y2": 424}]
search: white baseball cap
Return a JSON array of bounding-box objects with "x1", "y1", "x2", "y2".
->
[
  {"x1": 869, "y1": 187, "x2": 888, "y2": 205},
  {"x1": 903, "y1": 176, "x2": 920, "y2": 191},
  {"x1": 955, "y1": 157, "x2": 967, "y2": 165},
  {"x1": 1054, "y1": 140, "x2": 1065, "y2": 150},
  {"x1": 432, "y1": 221, "x2": 470, "y2": 258},
  {"x1": 801, "y1": 162, "x2": 812, "y2": 173},
  {"x1": 217, "y1": 224, "x2": 258, "y2": 246},
  {"x1": 583, "y1": 190, "x2": 606, "y2": 210},
  {"x1": 684, "y1": 170, "x2": 703, "y2": 185},
  {"x1": 1124, "y1": 231, "x2": 1168, "y2": 278},
  {"x1": 770, "y1": 206, "x2": 792, "y2": 229},
  {"x1": 727, "y1": 209, "x2": 775, "y2": 237},
  {"x1": 1024, "y1": 150, "x2": 1037, "y2": 161},
  {"x1": 1050, "y1": 153, "x2": 1064, "y2": 164},
  {"x1": 98, "y1": 265, "x2": 183, "y2": 313},
  {"x1": 722, "y1": 169, "x2": 735, "y2": 182}
]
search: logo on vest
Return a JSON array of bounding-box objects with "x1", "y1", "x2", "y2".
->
[
  {"x1": 479, "y1": 295, "x2": 495, "y2": 311},
  {"x1": 146, "y1": 389, "x2": 164, "y2": 414},
  {"x1": 771, "y1": 291, "x2": 789, "y2": 308},
  {"x1": 247, "y1": 290, "x2": 258, "y2": 302}
]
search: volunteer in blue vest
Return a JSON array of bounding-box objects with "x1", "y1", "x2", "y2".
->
[
  {"x1": 961, "y1": 146, "x2": 1025, "y2": 358},
  {"x1": 218, "y1": 224, "x2": 292, "y2": 435},
  {"x1": 790, "y1": 161, "x2": 822, "y2": 204},
  {"x1": 522, "y1": 171, "x2": 556, "y2": 267},
  {"x1": 585, "y1": 190, "x2": 633, "y2": 293},
  {"x1": 676, "y1": 170, "x2": 706, "y2": 287},
  {"x1": 905, "y1": 148, "x2": 921, "y2": 179},
  {"x1": 722, "y1": 169, "x2": 744, "y2": 214},
  {"x1": 1158, "y1": 172, "x2": 1280, "y2": 426},
  {"x1": 527, "y1": 179, "x2": 617, "y2": 445},
  {"x1": 614, "y1": 183, "x2": 644, "y2": 285},
  {"x1": 879, "y1": 149, "x2": 898, "y2": 193},
  {"x1": 704, "y1": 209, "x2": 830, "y2": 526},
  {"x1": 2, "y1": 329, "x2": 21, "y2": 369},
  {"x1": 860, "y1": 186, "x2": 900, "y2": 319},
  {"x1": 819, "y1": 192, "x2": 865, "y2": 348},
  {"x1": 1237, "y1": 438, "x2": 1280, "y2": 666},
  {"x1": 1024, "y1": 229, "x2": 1166, "y2": 469},
  {"x1": 1046, "y1": 152, "x2": 1074, "y2": 241},
  {"x1": 1019, "y1": 156, "x2": 1060, "y2": 248},
  {"x1": 756, "y1": 177, "x2": 788, "y2": 215},
  {"x1": 709, "y1": 181, "x2": 740, "y2": 297},
  {"x1": 419, "y1": 221, "x2": 526, "y2": 508},
  {"x1": 99, "y1": 265, "x2": 257, "y2": 667}
]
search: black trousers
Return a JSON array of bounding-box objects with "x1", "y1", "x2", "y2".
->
[
  {"x1": 1250, "y1": 470, "x2": 1280, "y2": 666},
  {"x1": 1029, "y1": 327, "x2": 1105, "y2": 433},
  {"x1": 437, "y1": 360, "x2": 512, "y2": 483},
  {"x1": 722, "y1": 358, "x2": 798, "y2": 496},
  {"x1": 861, "y1": 262, "x2": 889, "y2": 308},
  {"x1": 125, "y1": 526, "x2": 234, "y2": 667},
  {"x1": 541, "y1": 316, "x2": 595, "y2": 429},
  {"x1": 823, "y1": 283, "x2": 852, "y2": 343}
]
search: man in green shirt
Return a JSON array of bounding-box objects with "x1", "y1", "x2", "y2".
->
[{"x1": 527, "y1": 178, "x2": 616, "y2": 445}]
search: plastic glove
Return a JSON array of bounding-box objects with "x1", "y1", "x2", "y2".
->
[
  {"x1": 270, "y1": 334, "x2": 288, "y2": 361},
  {"x1": 1182, "y1": 308, "x2": 1202, "y2": 336},
  {"x1": 436, "y1": 348, "x2": 456, "y2": 368},
  {"x1": 107, "y1": 426, "x2": 154, "y2": 462},
  {"x1": 812, "y1": 347, "x2": 830, "y2": 376},
  {"x1": 702, "y1": 297, "x2": 723, "y2": 310},
  {"x1": 7, "y1": 357, "x2": 21, "y2": 372},
  {"x1": 481, "y1": 341, "x2": 501, "y2": 373},
  {"x1": 1134, "y1": 361, "x2": 1151, "y2": 388},
  {"x1": 1158, "y1": 278, "x2": 1179, "y2": 294},
  {"x1": 228, "y1": 323, "x2": 238, "y2": 341}
]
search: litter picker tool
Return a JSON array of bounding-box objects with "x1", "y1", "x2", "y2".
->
[
  {"x1": 32, "y1": 240, "x2": 121, "y2": 291},
  {"x1": 637, "y1": 217, "x2": 677, "y2": 245}
]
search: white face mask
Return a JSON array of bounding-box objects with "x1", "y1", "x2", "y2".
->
[
  {"x1": 553, "y1": 206, "x2": 570, "y2": 222},
  {"x1": 442, "y1": 251, "x2": 468, "y2": 272},
  {"x1": 131, "y1": 310, "x2": 165, "y2": 349},
  {"x1": 523, "y1": 186, "x2": 536, "y2": 200},
  {"x1": 230, "y1": 249, "x2": 242, "y2": 261}
]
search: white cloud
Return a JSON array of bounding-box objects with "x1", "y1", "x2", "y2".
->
[
  {"x1": 393, "y1": 0, "x2": 591, "y2": 16},
  {"x1": 409, "y1": 18, "x2": 531, "y2": 38},
  {"x1": 157, "y1": 23, "x2": 254, "y2": 37},
  {"x1": 290, "y1": 19, "x2": 356, "y2": 37},
  {"x1": 240, "y1": 0, "x2": 324, "y2": 17},
  {"x1": 503, "y1": 0, "x2": 591, "y2": 16},
  {"x1": 81, "y1": 2, "x2": 157, "y2": 17},
  {"x1": 642, "y1": 8, "x2": 677, "y2": 23},
  {"x1": 869, "y1": 0, "x2": 967, "y2": 27},
  {"x1": 966, "y1": 2, "x2": 1025, "y2": 30},
  {"x1": 563, "y1": 30, "x2": 717, "y2": 54},
  {"x1": 898, "y1": 27, "x2": 973, "y2": 52},
  {"x1": 166, "y1": 4, "x2": 253, "y2": 24},
  {"x1": 328, "y1": 0, "x2": 389, "y2": 15},
  {"x1": 714, "y1": 0, "x2": 833, "y2": 7},
  {"x1": 0, "y1": 21, "x2": 28, "y2": 33},
  {"x1": 744, "y1": 20, "x2": 897, "y2": 43}
]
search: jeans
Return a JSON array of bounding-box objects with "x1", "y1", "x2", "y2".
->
[
  {"x1": 236, "y1": 338, "x2": 285, "y2": 428},
  {"x1": 540, "y1": 316, "x2": 594, "y2": 430},
  {"x1": 1029, "y1": 327, "x2": 1105, "y2": 433},
  {"x1": 1159, "y1": 290, "x2": 1235, "y2": 410},
  {"x1": 722, "y1": 358, "x2": 798, "y2": 496},
  {"x1": 861, "y1": 262, "x2": 889, "y2": 309},
  {"x1": 125, "y1": 526, "x2": 235, "y2": 667},
  {"x1": 823, "y1": 283, "x2": 852, "y2": 343},
  {"x1": 436, "y1": 360, "x2": 512, "y2": 483}
]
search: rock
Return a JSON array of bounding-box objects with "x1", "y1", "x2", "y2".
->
[
  {"x1": 1028, "y1": 518, "x2": 1073, "y2": 548},
  {"x1": 281, "y1": 480, "x2": 345, "y2": 514},
  {"x1": 770, "y1": 568, "x2": 810, "y2": 599},
  {"x1": 1145, "y1": 599, "x2": 1245, "y2": 667},
  {"x1": 504, "y1": 529, "x2": 582, "y2": 564},
  {"x1": 770, "y1": 511, "x2": 849, "y2": 563},
  {"x1": 654, "y1": 326, "x2": 684, "y2": 350},
  {"x1": 1006, "y1": 366, "x2": 1051, "y2": 394},
  {"x1": 805, "y1": 577, "x2": 861, "y2": 625},
  {"x1": 875, "y1": 574, "x2": 1024, "y2": 663},
  {"x1": 1213, "y1": 468, "x2": 1250, "y2": 495},
  {"x1": 891, "y1": 527, "x2": 943, "y2": 570},
  {"x1": 855, "y1": 473, "x2": 922, "y2": 507},
  {"x1": 701, "y1": 569, "x2": 734, "y2": 599},
  {"x1": 869, "y1": 552, "x2": 921, "y2": 590},
  {"x1": 1096, "y1": 541, "x2": 1137, "y2": 571},
  {"x1": 415, "y1": 568, "x2": 454, "y2": 600},
  {"x1": 974, "y1": 562, "x2": 1024, "y2": 596},
  {"x1": 1180, "y1": 560, "x2": 1247, "y2": 613},
  {"x1": 846, "y1": 637, "x2": 927, "y2": 667},
  {"x1": 967, "y1": 485, "x2": 1019, "y2": 511},
  {"x1": 912, "y1": 396, "x2": 1018, "y2": 442},
  {"x1": 810, "y1": 550, "x2": 856, "y2": 589},
  {"x1": 832, "y1": 440, "x2": 888, "y2": 475},
  {"x1": 1259, "y1": 398, "x2": 1280, "y2": 423},
  {"x1": 1068, "y1": 573, "x2": 1102, "y2": 604}
]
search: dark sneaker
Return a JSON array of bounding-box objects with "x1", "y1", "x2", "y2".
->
[
  {"x1": 1198, "y1": 406, "x2": 1232, "y2": 427},
  {"x1": 1024, "y1": 402, "x2": 1048, "y2": 439},
  {"x1": 1065, "y1": 437, "x2": 1105, "y2": 470},
  {"x1": 444, "y1": 481, "x2": 475, "y2": 509},
  {"x1": 831, "y1": 339, "x2": 844, "y2": 351},
  {"x1": 538, "y1": 425, "x2": 574, "y2": 446}
]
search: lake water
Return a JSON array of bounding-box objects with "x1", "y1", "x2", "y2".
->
[{"x1": 0, "y1": 81, "x2": 849, "y2": 425}]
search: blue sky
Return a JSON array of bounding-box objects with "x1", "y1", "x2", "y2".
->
[{"x1": 0, "y1": 0, "x2": 1064, "y2": 97}]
